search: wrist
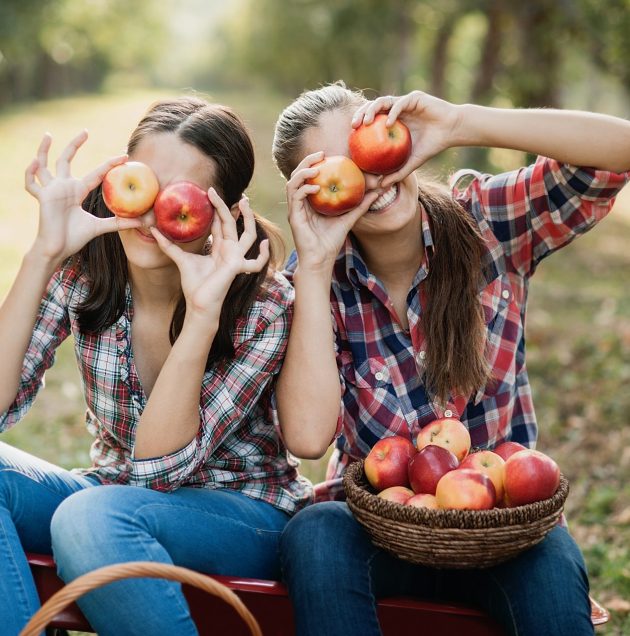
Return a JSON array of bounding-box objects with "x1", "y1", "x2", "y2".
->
[
  {"x1": 23, "y1": 246, "x2": 62, "y2": 278},
  {"x1": 293, "y1": 262, "x2": 334, "y2": 287}
]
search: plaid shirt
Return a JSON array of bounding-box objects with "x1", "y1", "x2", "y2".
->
[
  {"x1": 0, "y1": 265, "x2": 311, "y2": 515},
  {"x1": 285, "y1": 156, "x2": 628, "y2": 501}
]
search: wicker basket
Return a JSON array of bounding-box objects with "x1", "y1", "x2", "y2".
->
[
  {"x1": 343, "y1": 460, "x2": 569, "y2": 569},
  {"x1": 19, "y1": 561, "x2": 262, "y2": 636}
]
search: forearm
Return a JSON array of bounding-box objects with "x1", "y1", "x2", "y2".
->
[
  {"x1": 453, "y1": 105, "x2": 630, "y2": 173},
  {"x1": 0, "y1": 249, "x2": 57, "y2": 413},
  {"x1": 134, "y1": 314, "x2": 218, "y2": 459},
  {"x1": 276, "y1": 266, "x2": 341, "y2": 459}
]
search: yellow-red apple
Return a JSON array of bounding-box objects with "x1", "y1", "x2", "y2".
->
[
  {"x1": 349, "y1": 114, "x2": 412, "y2": 175},
  {"x1": 102, "y1": 161, "x2": 159, "y2": 218},
  {"x1": 416, "y1": 418, "x2": 471, "y2": 463},
  {"x1": 154, "y1": 181, "x2": 214, "y2": 243},
  {"x1": 503, "y1": 449, "x2": 560, "y2": 506},
  {"x1": 378, "y1": 486, "x2": 414, "y2": 505},
  {"x1": 408, "y1": 444, "x2": 459, "y2": 495},
  {"x1": 460, "y1": 450, "x2": 506, "y2": 503},
  {"x1": 364, "y1": 435, "x2": 416, "y2": 491},
  {"x1": 405, "y1": 493, "x2": 439, "y2": 510},
  {"x1": 435, "y1": 468, "x2": 496, "y2": 510},
  {"x1": 306, "y1": 155, "x2": 366, "y2": 216}
]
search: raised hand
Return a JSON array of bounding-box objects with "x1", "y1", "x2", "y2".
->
[
  {"x1": 351, "y1": 91, "x2": 461, "y2": 188},
  {"x1": 286, "y1": 151, "x2": 379, "y2": 273},
  {"x1": 151, "y1": 188, "x2": 269, "y2": 322},
  {"x1": 24, "y1": 130, "x2": 143, "y2": 264}
]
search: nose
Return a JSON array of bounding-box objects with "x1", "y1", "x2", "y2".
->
[
  {"x1": 363, "y1": 171, "x2": 384, "y2": 192},
  {"x1": 140, "y1": 208, "x2": 157, "y2": 227}
]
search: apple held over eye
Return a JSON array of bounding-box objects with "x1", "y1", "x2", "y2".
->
[
  {"x1": 378, "y1": 486, "x2": 415, "y2": 505},
  {"x1": 459, "y1": 450, "x2": 506, "y2": 503},
  {"x1": 154, "y1": 181, "x2": 214, "y2": 243},
  {"x1": 349, "y1": 113, "x2": 412, "y2": 175},
  {"x1": 435, "y1": 468, "x2": 496, "y2": 510},
  {"x1": 493, "y1": 441, "x2": 527, "y2": 462},
  {"x1": 503, "y1": 449, "x2": 560, "y2": 506},
  {"x1": 408, "y1": 444, "x2": 459, "y2": 495},
  {"x1": 306, "y1": 155, "x2": 366, "y2": 216},
  {"x1": 416, "y1": 418, "x2": 471, "y2": 463},
  {"x1": 102, "y1": 161, "x2": 160, "y2": 218},
  {"x1": 364, "y1": 435, "x2": 416, "y2": 491}
]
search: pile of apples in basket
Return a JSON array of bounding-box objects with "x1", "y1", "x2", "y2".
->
[{"x1": 365, "y1": 418, "x2": 561, "y2": 510}]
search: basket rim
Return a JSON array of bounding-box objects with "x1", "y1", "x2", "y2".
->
[{"x1": 343, "y1": 459, "x2": 569, "y2": 530}]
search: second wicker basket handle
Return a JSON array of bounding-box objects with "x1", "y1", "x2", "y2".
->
[{"x1": 19, "y1": 560, "x2": 262, "y2": 636}]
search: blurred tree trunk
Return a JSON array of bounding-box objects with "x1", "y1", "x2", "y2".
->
[{"x1": 430, "y1": 13, "x2": 458, "y2": 99}]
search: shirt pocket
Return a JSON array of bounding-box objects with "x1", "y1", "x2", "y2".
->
[{"x1": 475, "y1": 275, "x2": 517, "y2": 403}]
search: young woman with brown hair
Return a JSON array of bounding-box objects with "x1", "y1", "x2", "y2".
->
[
  {"x1": 0, "y1": 96, "x2": 310, "y2": 635},
  {"x1": 272, "y1": 83, "x2": 630, "y2": 636}
]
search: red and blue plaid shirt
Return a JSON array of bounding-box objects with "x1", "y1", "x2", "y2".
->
[
  {"x1": 0, "y1": 265, "x2": 311, "y2": 515},
  {"x1": 285, "y1": 156, "x2": 628, "y2": 501}
]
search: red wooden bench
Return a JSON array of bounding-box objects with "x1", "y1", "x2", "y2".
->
[
  {"x1": 28, "y1": 552, "x2": 506, "y2": 635},
  {"x1": 27, "y1": 552, "x2": 610, "y2": 635}
]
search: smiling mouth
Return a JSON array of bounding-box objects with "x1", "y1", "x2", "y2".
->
[{"x1": 369, "y1": 184, "x2": 398, "y2": 212}]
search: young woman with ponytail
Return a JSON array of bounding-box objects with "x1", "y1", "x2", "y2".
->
[
  {"x1": 271, "y1": 83, "x2": 630, "y2": 636},
  {"x1": 0, "y1": 96, "x2": 310, "y2": 635}
]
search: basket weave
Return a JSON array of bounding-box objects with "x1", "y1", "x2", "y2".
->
[
  {"x1": 19, "y1": 561, "x2": 262, "y2": 636},
  {"x1": 343, "y1": 460, "x2": 569, "y2": 569}
]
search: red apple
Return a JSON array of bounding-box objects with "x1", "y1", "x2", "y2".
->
[
  {"x1": 378, "y1": 486, "x2": 414, "y2": 505},
  {"x1": 405, "y1": 493, "x2": 439, "y2": 510},
  {"x1": 306, "y1": 155, "x2": 366, "y2": 216},
  {"x1": 102, "y1": 161, "x2": 160, "y2": 218},
  {"x1": 493, "y1": 441, "x2": 527, "y2": 462},
  {"x1": 153, "y1": 181, "x2": 214, "y2": 242},
  {"x1": 435, "y1": 468, "x2": 496, "y2": 510},
  {"x1": 349, "y1": 113, "x2": 412, "y2": 175},
  {"x1": 503, "y1": 449, "x2": 560, "y2": 506},
  {"x1": 408, "y1": 444, "x2": 459, "y2": 495},
  {"x1": 364, "y1": 435, "x2": 416, "y2": 491},
  {"x1": 460, "y1": 450, "x2": 506, "y2": 503},
  {"x1": 416, "y1": 418, "x2": 471, "y2": 463}
]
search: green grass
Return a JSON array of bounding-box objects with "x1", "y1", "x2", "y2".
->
[{"x1": 2, "y1": 90, "x2": 630, "y2": 634}]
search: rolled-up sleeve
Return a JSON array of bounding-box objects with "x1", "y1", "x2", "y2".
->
[
  {"x1": 0, "y1": 269, "x2": 70, "y2": 431},
  {"x1": 456, "y1": 157, "x2": 629, "y2": 277}
]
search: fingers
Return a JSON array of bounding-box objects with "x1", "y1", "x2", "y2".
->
[
  {"x1": 243, "y1": 239, "x2": 270, "y2": 274},
  {"x1": 83, "y1": 153, "x2": 128, "y2": 192},
  {"x1": 208, "y1": 187, "x2": 237, "y2": 242},
  {"x1": 352, "y1": 96, "x2": 395, "y2": 127},
  {"x1": 287, "y1": 152, "x2": 324, "y2": 203},
  {"x1": 56, "y1": 129, "x2": 89, "y2": 178},
  {"x1": 24, "y1": 159, "x2": 42, "y2": 197},
  {"x1": 149, "y1": 227, "x2": 186, "y2": 265},
  {"x1": 94, "y1": 215, "x2": 144, "y2": 237},
  {"x1": 289, "y1": 151, "x2": 324, "y2": 180},
  {"x1": 34, "y1": 133, "x2": 54, "y2": 186}
]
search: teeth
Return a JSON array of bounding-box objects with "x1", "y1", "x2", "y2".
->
[{"x1": 369, "y1": 185, "x2": 398, "y2": 211}]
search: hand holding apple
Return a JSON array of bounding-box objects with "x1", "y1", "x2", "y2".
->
[
  {"x1": 24, "y1": 131, "x2": 143, "y2": 265},
  {"x1": 102, "y1": 161, "x2": 160, "y2": 218},
  {"x1": 306, "y1": 155, "x2": 366, "y2": 216},
  {"x1": 349, "y1": 114, "x2": 411, "y2": 175},
  {"x1": 364, "y1": 435, "x2": 416, "y2": 491}
]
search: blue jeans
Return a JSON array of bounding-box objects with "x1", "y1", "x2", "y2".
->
[
  {"x1": 280, "y1": 501, "x2": 594, "y2": 636},
  {"x1": 0, "y1": 442, "x2": 289, "y2": 636}
]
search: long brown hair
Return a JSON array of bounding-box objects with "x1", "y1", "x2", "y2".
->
[
  {"x1": 272, "y1": 82, "x2": 489, "y2": 403},
  {"x1": 76, "y1": 97, "x2": 284, "y2": 367}
]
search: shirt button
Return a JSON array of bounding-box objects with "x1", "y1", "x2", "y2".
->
[
  {"x1": 417, "y1": 351, "x2": 427, "y2": 361},
  {"x1": 501, "y1": 289, "x2": 510, "y2": 300},
  {"x1": 444, "y1": 409, "x2": 453, "y2": 417},
  {"x1": 374, "y1": 371, "x2": 384, "y2": 381}
]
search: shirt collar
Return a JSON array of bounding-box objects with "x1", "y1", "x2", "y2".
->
[{"x1": 339, "y1": 201, "x2": 435, "y2": 291}]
